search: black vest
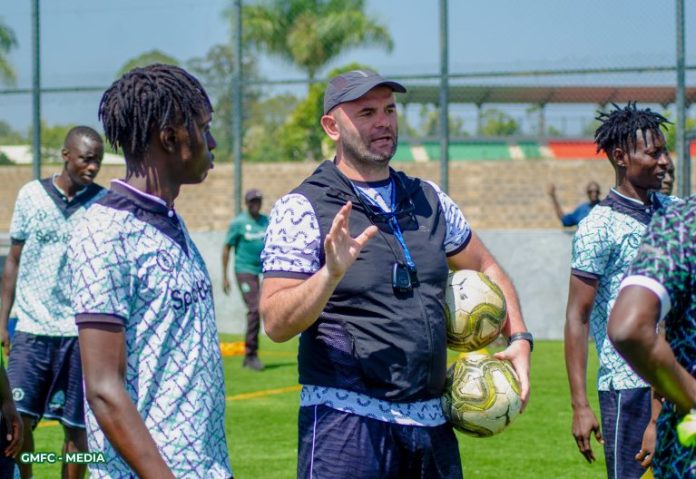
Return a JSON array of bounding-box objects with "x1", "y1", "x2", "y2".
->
[{"x1": 293, "y1": 160, "x2": 450, "y2": 402}]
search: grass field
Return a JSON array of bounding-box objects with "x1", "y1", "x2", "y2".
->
[{"x1": 29, "y1": 336, "x2": 606, "y2": 478}]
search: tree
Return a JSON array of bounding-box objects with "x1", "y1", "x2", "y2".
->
[
  {"x1": 416, "y1": 104, "x2": 466, "y2": 139},
  {"x1": 276, "y1": 62, "x2": 371, "y2": 162},
  {"x1": 0, "y1": 119, "x2": 25, "y2": 144},
  {"x1": 116, "y1": 49, "x2": 179, "y2": 78},
  {"x1": 238, "y1": 0, "x2": 392, "y2": 80},
  {"x1": 0, "y1": 20, "x2": 18, "y2": 85},
  {"x1": 479, "y1": 109, "x2": 519, "y2": 137},
  {"x1": 244, "y1": 93, "x2": 299, "y2": 162},
  {"x1": 187, "y1": 44, "x2": 260, "y2": 162}
]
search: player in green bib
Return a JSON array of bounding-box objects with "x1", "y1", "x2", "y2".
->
[{"x1": 222, "y1": 189, "x2": 269, "y2": 370}]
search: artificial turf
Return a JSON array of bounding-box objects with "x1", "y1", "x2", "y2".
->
[{"x1": 30, "y1": 336, "x2": 606, "y2": 478}]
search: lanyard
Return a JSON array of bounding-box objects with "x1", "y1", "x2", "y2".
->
[{"x1": 355, "y1": 180, "x2": 417, "y2": 272}]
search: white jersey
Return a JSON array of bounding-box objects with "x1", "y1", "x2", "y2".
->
[
  {"x1": 68, "y1": 180, "x2": 232, "y2": 479},
  {"x1": 10, "y1": 177, "x2": 105, "y2": 336}
]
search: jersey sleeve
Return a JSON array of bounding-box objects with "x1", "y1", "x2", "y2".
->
[
  {"x1": 9, "y1": 185, "x2": 31, "y2": 243},
  {"x1": 261, "y1": 193, "x2": 321, "y2": 278},
  {"x1": 570, "y1": 210, "x2": 611, "y2": 280},
  {"x1": 68, "y1": 217, "x2": 134, "y2": 323},
  {"x1": 224, "y1": 219, "x2": 241, "y2": 248},
  {"x1": 425, "y1": 180, "x2": 472, "y2": 255},
  {"x1": 621, "y1": 203, "x2": 690, "y2": 320},
  {"x1": 561, "y1": 203, "x2": 587, "y2": 227}
]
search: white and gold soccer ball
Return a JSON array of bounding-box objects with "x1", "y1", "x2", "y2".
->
[
  {"x1": 444, "y1": 269, "x2": 507, "y2": 352},
  {"x1": 441, "y1": 352, "x2": 522, "y2": 437}
]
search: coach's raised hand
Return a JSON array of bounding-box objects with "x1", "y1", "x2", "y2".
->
[
  {"x1": 261, "y1": 201, "x2": 377, "y2": 343},
  {"x1": 324, "y1": 201, "x2": 378, "y2": 283}
]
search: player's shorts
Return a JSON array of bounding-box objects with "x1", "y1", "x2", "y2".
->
[
  {"x1": 598, "y1": 387, "x2": 651, "y2": 479},
  {"x1": 7, "y1": 331, "x2": 85, "y2": 429},
  {"x1": 297, "y1": 404, "x2": 463, "y2": 479}
]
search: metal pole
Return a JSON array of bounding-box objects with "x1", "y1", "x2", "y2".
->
[
  {"x1": 31, "y1": 0, "x2": 41, "y2": 180},
  {"x1": 676, "y1": 0, "x2": 688, "y2": 197},
  {"x1": 232, "y1": 0, "x2": 243, "y2": 214},
  {"x1": 438, "y1": 0, "x2": 449, "y2": 193}
]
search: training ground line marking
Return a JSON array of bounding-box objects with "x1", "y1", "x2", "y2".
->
[
  {"x1": 37, "y1": 385, "x2": 302, "y2": 429},
  {"x1": 227, "y1": 384, "x2": 301, "y2": 401}
]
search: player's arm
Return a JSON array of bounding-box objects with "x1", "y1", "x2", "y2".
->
[
  {"x1": 79, "y1": 323, "x2": 175, "y2": 479},
  {"x1": 447, "y1": 232, "x2": 531, "y2": 409},
  {"x1": 608, "y1": 286, "x2": 696, "y2": 414},
  {"x1": 0, "y1": 365, "x2": 22, "y2": 457},
  {"x1": 221, "y1": 243, "x2": 233, "y2": 295},
  {"x1": 635, "y1": 389, "x2": 661, "y2": 467},
  {"x1": 221, "y1": 222, "x2": 239, "y2": 296},
  {"x1": 260, "y1": 202, "x2": 377, "y2": 342},
  {"x1": 547, "y1": 184, "x2": 565, "y2": 222},
  {"x1": 564, "y1": 274, "x2": 603, "y2": 463},
  {"x1": 0, "y1": 243, "x2": 22, "y2": 356}
]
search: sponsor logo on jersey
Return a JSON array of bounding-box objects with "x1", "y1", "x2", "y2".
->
[{"x1": 171, "y1": 278, "x2": 212, "y2": 314}]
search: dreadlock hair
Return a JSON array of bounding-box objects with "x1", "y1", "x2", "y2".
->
[
  {"x1": 594, "y1": 102, "x2": 671, "y2": 162},
  {"x1": 63, "y1": 125, "x2": 103, "y2": 148},
  {"x1": 98, "y1": 64, "x2": 212, "y2": 162}
]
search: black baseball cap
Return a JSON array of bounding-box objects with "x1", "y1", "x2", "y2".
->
[
  {"x1": 244, "y1": 188, "x2": 263, "y2": 202},
  {"x1": 323, "y1": 70, "x2": 407, "y2": 114}
]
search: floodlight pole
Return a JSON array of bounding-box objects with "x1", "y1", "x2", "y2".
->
[
  {"x1": 676, "y1": 0, "x2": 689, "y2": 197},
  {"x1": 438, "y1": 0, "x2": 449, "y2": 193},
  {"x1": 31, "y1": 0, "x2": 41, "y2": 180},
  {"x1": 232, "y1": 0, "x2": 243, "y2": 214}
]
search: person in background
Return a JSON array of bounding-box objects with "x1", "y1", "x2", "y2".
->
[
  {"x1": 0, "y1": 126, "x2": 105, "y2": 479},
  {"x1": 222, "y1": 188, "x2": 269, "y2": 371},
  {"x1": 547, "y1": 181, "x2": 601, "y2": 227},
  {"x1": 659, "y1": 156, "x2": 675, "y2": 195},
  {"x1": 564, "y1": 102, "x2": 674, "y2": 478}
]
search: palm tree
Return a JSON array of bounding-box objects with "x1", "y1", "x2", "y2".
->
[
  {"x1": 0, "y1": 20, "x2": 18, "y2": 86},
  {"x1": 238, "y1": 0, "x2": 393, "y2": 80}
]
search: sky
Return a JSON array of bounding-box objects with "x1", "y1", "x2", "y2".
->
[{"x1": 0, "y1": 0, "x2": 694, "y2": 136}]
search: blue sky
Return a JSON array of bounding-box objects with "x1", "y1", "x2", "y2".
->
[{"x1": 0, "y1": 0, "x2": 693, "y2": 135}]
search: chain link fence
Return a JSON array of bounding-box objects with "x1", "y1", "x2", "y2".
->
[{"x1": 1, "y1": 0, "x2": 694, "y2": 216}]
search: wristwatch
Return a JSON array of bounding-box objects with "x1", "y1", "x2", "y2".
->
[{"x1": 508, "y1": 332, "x2": 534, "y2": 352}]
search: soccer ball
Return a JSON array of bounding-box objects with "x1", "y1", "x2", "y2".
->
[
  {"x1": 444, "y1": 269, "x2": 507, "y2": 352},
  {"x1": 441, "y1": 352, "x2": 522, "y2": 437}
]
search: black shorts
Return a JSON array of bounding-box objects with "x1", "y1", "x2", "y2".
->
[
  {"x1": 7, "y1": 331, "x2": 85, "y2": 428},
  {"x1": 297, "y1": 404, "x2": 463, "y2": 479}
]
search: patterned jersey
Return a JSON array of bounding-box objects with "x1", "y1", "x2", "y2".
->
[
  {"x1": 9, "y1": 178, "x2": 105, "y2": 336},
  {"x1": 621, "y1": 196, "x2": 696, "y2": 478},
  {"x1": 68, "y1": 181, "x2": 232, "y2": 479},
  {"x1": 571, "y1": 188, "x2": 675, "y2": 391},
  {"x1": 262, "y1": 179, "x2": 471, "y2": 276},
  {"x1": 262, "y1": 177, "x2": 469, "y2": 425}
]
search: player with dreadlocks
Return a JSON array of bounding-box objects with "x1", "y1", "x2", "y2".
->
[
  {"x1": 564, "y1": 102, "x2": 675, "y2": 478},
  {"x1": 67, "y1": 64, "x2": 233, "y2": 478}
]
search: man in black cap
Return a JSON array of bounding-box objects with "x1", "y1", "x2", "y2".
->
[
  {"x1": 222, "y1": 188, "x2": 269, "y2": 370},
  {"x1": 260, "y1": 69, "x2": 532, "y2": 478}
]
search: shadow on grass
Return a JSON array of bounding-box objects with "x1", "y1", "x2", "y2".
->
[{"x1": 261, "y1": 362, "x2": 297, "y2": 371}]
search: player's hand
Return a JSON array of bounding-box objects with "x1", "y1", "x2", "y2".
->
[
  {"x1": 494, "y1": 339, "x2": 530, "y2": 411},
  {"x1": 1, "y1": 399, "x2": 22, "y2": 458},
  {"x1": 0, "y1": 329, "x2": 9, "y2": 359},
  {"x1": 222, "y1": 277, "x2": 231, "y2": 296},
  {"x1": 635, "y1": 419, "x2": 656, "y2": 467},
  {"x1": 546, "y1": 184, "x2": 557, "y2": 197},
  {"x1": 324, "y1": 202, "x2": 378, "y2": 282},
  {"x1": 571, "y1": 405, "x2": 603, "y2": 463}
]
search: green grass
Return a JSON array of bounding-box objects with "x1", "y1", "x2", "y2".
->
[{"x1": 31, "y1": 337, "x2": 605, "y2": 478}]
